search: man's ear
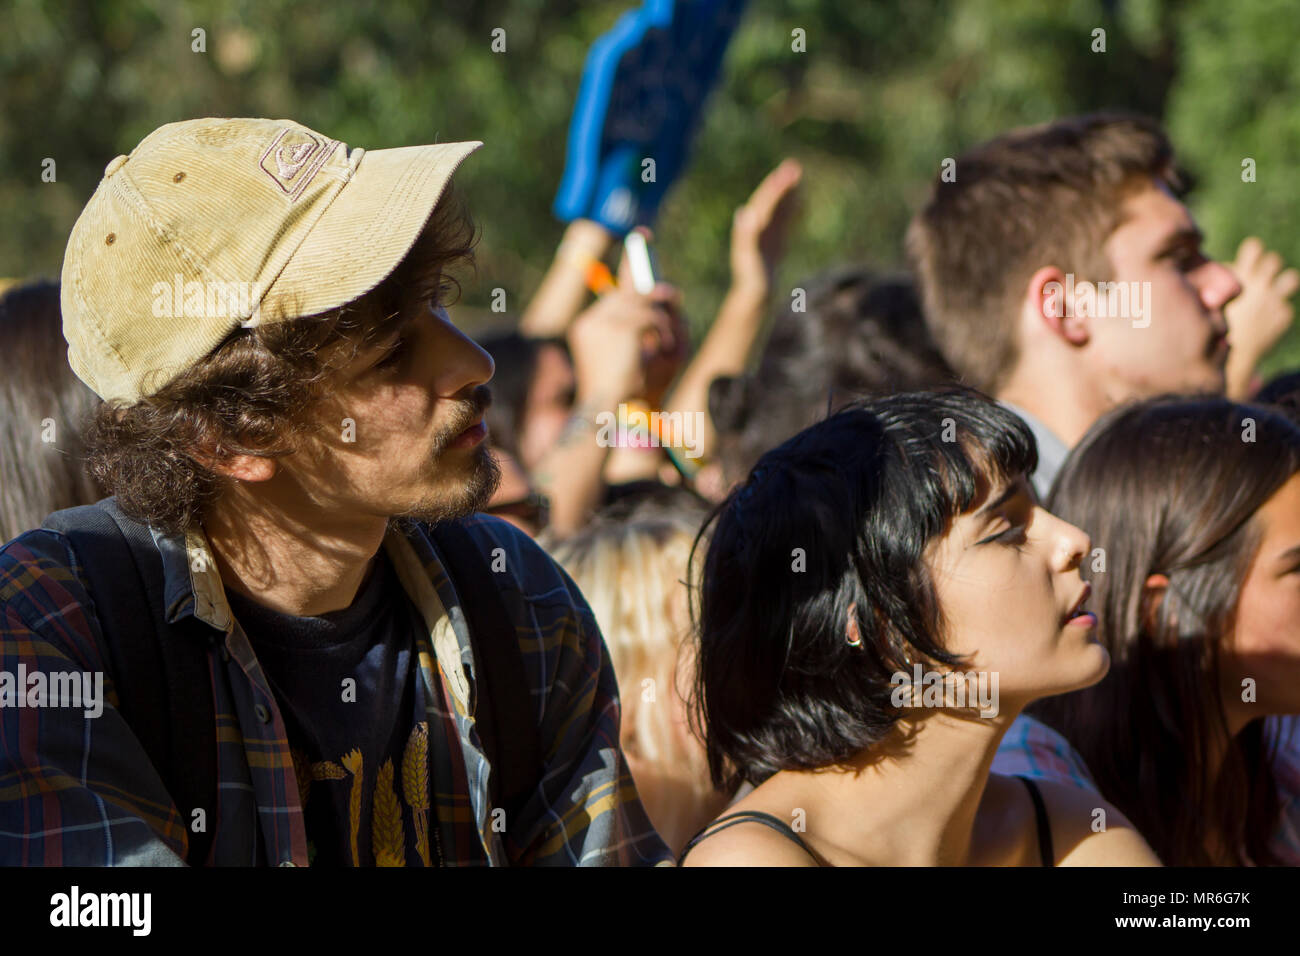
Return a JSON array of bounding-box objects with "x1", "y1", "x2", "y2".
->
[
  {"x1": 190, "y1": 444, "x2": 278, "y2": 483},
  {"x1": 1140, "y1": 572, "x2": 1170, "y2": 632},
  {"x1": 1026, "y1": 265, "x2": 1091, "y2": 347}
]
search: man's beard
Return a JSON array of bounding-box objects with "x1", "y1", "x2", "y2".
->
[
  {"x1": 390, "y1": 442, "x2": 502, "y2": 527},
  {"x1": 392, "y1": 385, "x2": 502, "y2": 526}
]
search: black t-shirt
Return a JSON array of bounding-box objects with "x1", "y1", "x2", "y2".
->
[{"x1": 225, "y1": 550, "x2": 436, "y2": 866}]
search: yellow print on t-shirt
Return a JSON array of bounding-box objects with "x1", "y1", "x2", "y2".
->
[{"x1": 294, "y1": 722, "x2": 432, "y2": 866}]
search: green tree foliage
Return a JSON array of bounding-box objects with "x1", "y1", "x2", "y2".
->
[{"x1": 1166, "y1": 0, "x2": 1300, "y2": 373}]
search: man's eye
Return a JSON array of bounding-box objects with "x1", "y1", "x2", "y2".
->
[{"x1": 375, "y1": 337, "x2": 407, "y2": 369}]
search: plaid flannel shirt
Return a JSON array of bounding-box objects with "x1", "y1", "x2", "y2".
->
[{"x1": 0, "y1": 508, "x2": 671, "y2": 866}]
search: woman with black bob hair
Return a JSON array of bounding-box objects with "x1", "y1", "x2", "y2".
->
[{"x1": 679, "y1": 388, "x2": 1161, "y2": 865}]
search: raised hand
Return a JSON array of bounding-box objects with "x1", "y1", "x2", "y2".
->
[{"x1": 1226, "y1": 236, "x2": 1300, "y2": 398}]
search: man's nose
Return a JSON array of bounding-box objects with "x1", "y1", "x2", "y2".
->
[
  {"x1": 432, "y1": 308, "x2": 494, "y2": 393},
  {"x1": 1200, "y1": 259, "x2": 1243, "y2": 315}
]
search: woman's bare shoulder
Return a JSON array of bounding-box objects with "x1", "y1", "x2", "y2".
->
[
  {"x1": 679, "y1": 815, "x2": 821, "y2": 867},
  {"x1": 1033, "y1": 778, "x2": 1164, "y2": 866}
]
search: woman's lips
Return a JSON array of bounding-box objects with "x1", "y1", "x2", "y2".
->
[{"x1": 1064, "y1": 583, "x2": 1093, "y2": 625}]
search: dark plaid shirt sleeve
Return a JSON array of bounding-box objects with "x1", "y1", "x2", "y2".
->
[
  {"x1": 0, "y1": 530, "x2": 188, "y2": 865},
  {"x1": 456, "y1": 516, "x2": 672, "y2": 866}
]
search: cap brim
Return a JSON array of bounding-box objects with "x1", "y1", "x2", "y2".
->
[{"x1": 262, "y1": 140, "x2": 482, "y2": 321}]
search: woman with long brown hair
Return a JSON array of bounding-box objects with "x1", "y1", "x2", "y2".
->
[
  {"x1": 0, "y1": 279, "x2": 104, "y2": 542},
  {"x1": 1033, "y1": 396, "x2": 1300, "y2": 865}
]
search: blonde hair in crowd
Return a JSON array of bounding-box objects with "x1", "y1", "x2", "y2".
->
[{"x1": 547, "y1": 507, "x2": 727, "y2": 854}]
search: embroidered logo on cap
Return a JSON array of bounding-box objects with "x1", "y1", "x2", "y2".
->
[{"x1": 259, "y1": 127, "x2": 340, "y2": 200}]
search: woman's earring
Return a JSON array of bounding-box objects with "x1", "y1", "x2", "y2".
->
[{"x1": 845, "y1": 602, "x2": 863, "y2": 649}]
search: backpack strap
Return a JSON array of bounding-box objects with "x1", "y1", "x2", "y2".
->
[
  {"x1": 41, "y1": 498, "x2": 218, "y2": 866},
  {"x1": 429, "y1": 519, "x2": 542, "y2": 861}
]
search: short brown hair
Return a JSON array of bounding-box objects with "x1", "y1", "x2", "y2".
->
[
  {"x1": 906, "y1": 113, "x2": 1177, "y2": 394},
  {"x1": 83, "y1": 183, "x2": 478, "y2": 534}
]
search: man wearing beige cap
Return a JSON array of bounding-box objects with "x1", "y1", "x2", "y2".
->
[{"x1": 0, "y1": 117, "x2": 671, "y2": 866}]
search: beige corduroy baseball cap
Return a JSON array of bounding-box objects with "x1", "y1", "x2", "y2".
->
[{"x1": 60, "y1": 117, "x2": 483, "y2": 404}]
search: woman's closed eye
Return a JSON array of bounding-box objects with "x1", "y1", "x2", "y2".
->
[{"x1": 977, "y1": 523, "x2": 1027, "y2": 547}]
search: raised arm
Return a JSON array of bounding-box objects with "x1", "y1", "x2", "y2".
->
[
  {"x1": 519, "y1": 219, "x2": 615, "y2": 339},
  {"x1": 657, "y1": 159, "x2": 802, "y2": 464},
  {"x1": 533, "y1": 264, "x2": 683, "y2": 537}
]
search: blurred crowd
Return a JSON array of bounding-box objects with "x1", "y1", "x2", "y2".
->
[{"x1": 4, "y1": 110, "x2": 1300, "y2": 866}]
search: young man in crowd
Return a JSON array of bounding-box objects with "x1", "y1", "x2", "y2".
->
[
  {"x1": 0, "y1": 117, "x2": 671, "y2": 866},
  {"x1": 908, "y1": 113, "x2": 1298, "y2": 499},
  {"x1": 907, "y1": 112, "x2": 1299, "y2": 861}
]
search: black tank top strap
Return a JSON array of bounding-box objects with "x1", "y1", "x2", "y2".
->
[
  {"x1": 1016, "y1": 775, "x2": 1055, "y2": 867},
  {"x1": 677, "y1": 810, "x2": 820, "y2": 866}
]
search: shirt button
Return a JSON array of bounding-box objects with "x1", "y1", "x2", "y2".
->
[{"x1": 254, "y1": 703, "x2": 271, "y2": 723}]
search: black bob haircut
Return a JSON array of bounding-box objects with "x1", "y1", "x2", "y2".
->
[{"x1": 686, "y1": 387, "x2": 1037, "y2": 793}]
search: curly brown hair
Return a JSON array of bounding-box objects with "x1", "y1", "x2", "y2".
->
[{"x1": 83, "y1": 183, "x2": 478, "y2": 535}]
